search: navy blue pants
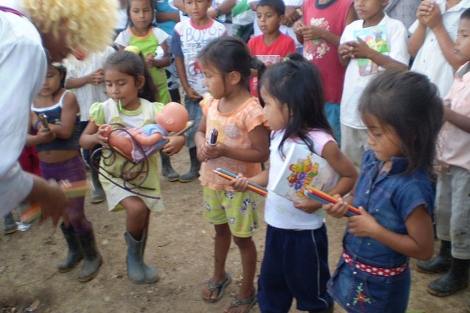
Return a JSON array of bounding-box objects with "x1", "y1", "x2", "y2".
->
[{"x1": 258, "y1": 224, "x2": 333, "y2": 313}]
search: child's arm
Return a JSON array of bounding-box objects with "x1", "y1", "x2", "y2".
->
[
  {"x1": 207, "y1": 0, "x2": 237, "y2": 19},
  {"x1": 200, "y1": 124, "x2": 270, "y2": 163},
  {"x1": 283, "y1": 5, "x2": 302, "y2": 28},
  {"x1": 175, "y1": 56, "x2": 202, "y2": 102},
  {"x1": 155, "y1": 11, "x2": 180, "y2": 24},
  {"x1": 65, "y1": 68, "x2": 103, "y2": 89},
  {"x1": 424, "y1": 3, "x2": 466, "y2": 69},
  {"x1": 348, "y1": 204, "x2": 434, "y2": 260},
  {"x1": 79, "y1": 121, "x2": 108, "y2": 150},
  {"x1": 145, "y1": 41, "x2": 172, "y2": 69},
  {"x1": 444, "y1": 105, "x2": 470, "y2": 133},
  {"x1": 295, "y1": 5, "x2": 356, "y2": 48},
  {"x1": 172, "y1": 0, "x2": 186, "y2": 13},
  {"x1": 49, "y1": 92, "x2": 80, "y2": 139},
  {"x1": 295, "y1": 141, "x2": 358, "y2": 214},
  {"x1": 408, "y1": 1, "x2": 430, "y2": 57}
]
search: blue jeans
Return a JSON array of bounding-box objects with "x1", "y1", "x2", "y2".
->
[{"x1": 185, "y1": 95, "x2": 203, "y2": 149}]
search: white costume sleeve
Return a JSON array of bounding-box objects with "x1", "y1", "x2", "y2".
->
[{"x1": 0, "y1": 10, "x2": 47, "y2": 216}]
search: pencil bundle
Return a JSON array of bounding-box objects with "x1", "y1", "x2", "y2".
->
[
  {"x1": 305, "y1": 185, "x2": 360, "y2": 217},
  {"x1": 214, "y1": 168, "x2": 268, "y2": 197},
  {"x1": 20, "y1": 180, "x2": 91, "y2": 224}
]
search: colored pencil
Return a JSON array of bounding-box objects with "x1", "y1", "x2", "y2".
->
[
  {"x1": 214, "y1": 168, "x2": 268, "y2": 197},
  {"x1": 305, "y1": 185, "x2": 361, "y2": 217},
  {"x1": 20, "y1": 180, "x2": 91, "y2": 224}
]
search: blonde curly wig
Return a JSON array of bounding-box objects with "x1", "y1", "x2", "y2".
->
[{"x1": 22, "y1": 0, "x2": 117, "y2": 55}]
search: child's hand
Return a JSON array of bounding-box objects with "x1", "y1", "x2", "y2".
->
[
  {"x1": 200, "y1": 140, "x2": 226, "y2": 161},
  {"x1": 207, "y1": 7, "x2": 219, "y2": 19},
  {"x1": 416, "y1": 0, "x2": 436, "y2": 26},
  {"x1": 294, "y1": 197, "x2": 322, "y2": 214},
  {"x1": 347, "y1": 207, "x2": 381, "y2": 238},
  {"x1": 161, "y1": 135, "x2": 185, "y2": 156},
  {"x1": 145, "y1": 53, "x2": 156, "y2": 68},
  {"x1": 97, "y1": 125, "x2": 111, "y2": 146},
  {"x1": 36, "y1": 126, "x2": 56, "y2": 143},
  {"x1": 323, "y1": 194, "x2": 349, "y2": 218},
  {"x1": 294, "y1": 20, "x2": 305, "y2": 35},
  {"x1": 339, "y1": 42, "x2": 355, "y2": 59},
  {"x1": 299, "y1": 25, "x2": 324, "y2": 41},
  {"x1": 90, "y1": 68, "x2": 103, "y2": 86},
  {"x1": 186, "y1": 88, "x2": 202, "y2": 103},
  {"x1": 349, "y1": 38, "x2": 373, "y2": 59},
  {"x1": 229, "y1": 173, "x2": 249, "y2": 192},
  {"x1": 422, "y1": 1, "x2": 442, "y2": 30}
]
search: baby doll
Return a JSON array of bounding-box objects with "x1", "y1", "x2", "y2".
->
[{"x1": 103, "y1": 102, "x2": 190, "y2": 162}]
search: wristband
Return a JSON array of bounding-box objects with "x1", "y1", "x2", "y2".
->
[{"x1": 34, "y1": 119, "x2": 41, "y2": 131}]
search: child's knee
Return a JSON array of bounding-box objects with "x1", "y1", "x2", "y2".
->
[{"x1": 232, "y1": 235, "x2": 254, "y2": 248}]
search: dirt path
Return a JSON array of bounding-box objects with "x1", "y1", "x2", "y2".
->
[{"x1": 1, "y1": 148, "x2": 468, "y2": 313}]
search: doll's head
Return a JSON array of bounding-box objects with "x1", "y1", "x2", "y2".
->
[{"x1": 155, "y1": 102, "x2": 189, "y2": 133}]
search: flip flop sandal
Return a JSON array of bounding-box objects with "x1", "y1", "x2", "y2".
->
[
  {"x1": 203, "y1": 273, "x2": 232, "y2": 303},
  {"x1": 228, "y1": 291, "x2": 257, "y2": 313}
]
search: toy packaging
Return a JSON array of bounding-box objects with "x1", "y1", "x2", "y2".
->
[{"x1": 271, "y1": 142, "x2": 339, "y2": 203}]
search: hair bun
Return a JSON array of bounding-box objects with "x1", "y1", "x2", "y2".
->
[
  {"x1": 125, "y1": 46, "x2": 141, "y2": 55},
  {"x1": 250, "y1": 57, "x2": 265, "y2": 70}
]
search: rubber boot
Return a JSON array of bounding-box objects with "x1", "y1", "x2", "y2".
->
[
  {"x1": 124, "y1": 230, "x2": 159, "y2": 284},
  {"x1": 125, "y1": 231, "x2": 145, "y2": 284},
  {"x1": 161, "y1": 152, "x2": 179, "y2": 182},
  {"x1": 76, "y1": 229, "x2": 102, "y2": 282},
  {"x1": 90, "y1": 166, "x2": 105, "y2": 204},
  {"x1": 141, "y1": 230, "x2": 159, "y2": 283},
  {"x1": 3, "y1": 212, "x2": 17, "y2": 234},
  {"x1": 427, "y1": 258, "x2": 470, "y2": 297},
  {"x1": 179, "y1": 147, "x2": 201, "y2": 183},
  {"x1": 416, "y1": 240, "x2": 452, "y2": 274},
  {"x1": 57, "y1": 223, "x2": 83, "y2": 272}
]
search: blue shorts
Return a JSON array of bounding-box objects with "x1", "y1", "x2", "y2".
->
[{"x1": 258, "y1": 224, "x2": 333, "y2": 312}]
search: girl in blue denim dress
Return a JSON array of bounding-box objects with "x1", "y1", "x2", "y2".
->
[{"x1": 323, "y1": 69, "x2": 444, "y2": 313}]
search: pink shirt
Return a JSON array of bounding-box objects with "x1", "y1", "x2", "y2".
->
[
  {"x1": 247, "y1": 33, "x2": 296, "y2": 97},
  {"x1": 199, "y1": 94, "x2": 267, "y2": 190},
  {"x1": 438, "y1": 62, "x2": 470, "y2": 171}
]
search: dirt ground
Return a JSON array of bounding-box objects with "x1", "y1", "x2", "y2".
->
[{"x1": 1, "y1": 147, "x2": 469, "y2": 313}]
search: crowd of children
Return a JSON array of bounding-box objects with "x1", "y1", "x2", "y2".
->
[{"x1": 2, "y1": 0, "x2": 470, "y2": 311}]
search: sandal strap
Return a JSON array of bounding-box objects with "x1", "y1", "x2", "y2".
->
[
  {"x1": 231, "y1": 294, "x2": 257, "y2": 307},
  {"x1": 208, "y1": 274, "x2": 229, "y2": 292}
]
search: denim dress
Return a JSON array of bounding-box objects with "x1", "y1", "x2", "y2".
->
[{"x1": 328, "y1": 150, "x2": 435, "y2": 313}]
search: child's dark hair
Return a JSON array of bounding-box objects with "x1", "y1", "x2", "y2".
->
[
  {"x1": 257, "y1": 0, "x2": 285, "y2": 16},
  {"x1": 51, "y1": 63, "x2": 67, "y2": 89},
  {"x1": 103, "y1": 50, "x2": 157, "y2": 102},
  {"x1": 359, "y1": 69, "x2": 444, "y2": 175},
  {"x1": 126, "y1": 0, "x2": 156, "y2": 28},
  {"x1": 259, "y1": 53, "x2": 333, "y2": 158},
  {"x1": 197, "y1": 36, "x2": 266, "y2": 93},
  {"x1": 461, "y1": 7, "x2": 470, "y2": 19}
]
